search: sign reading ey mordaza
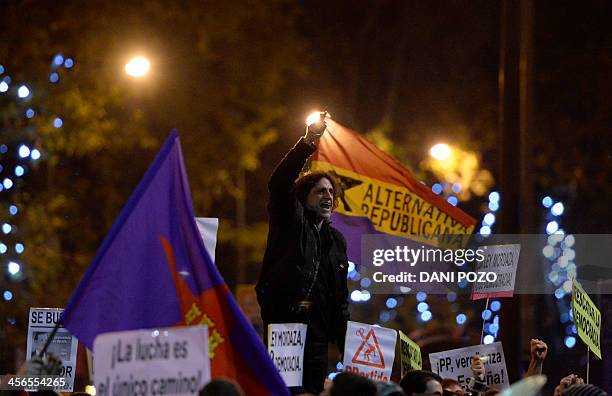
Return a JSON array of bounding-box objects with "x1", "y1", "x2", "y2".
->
[
  {"x1": 429, "y1": 342, "x2": 509, "y2": 391},
  {"x1": 93, "y1": 326, "x2": 210, "y2": 396},
  {"x1": 267, "y1": 323, "x2": 307, "y2": 387},
  {"x1": 26, "y1": 308, "x2": 78, "y2": 392},
  {"x1": 572, "y1": 280, "x2": 602, "y2": 359}
]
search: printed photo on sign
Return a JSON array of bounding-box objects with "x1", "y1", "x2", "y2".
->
[
  {"x1": 26, "y1": 308, "x2": 79, "y2": 392},
  {"x1": 428, "y1": 342, "x2": 509, "y2": 390},
  {"x1": 343, "y1": 321, "x2": 397, "y2": 382}
]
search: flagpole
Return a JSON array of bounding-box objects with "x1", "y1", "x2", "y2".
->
[
  {"x1": 586, "y1": 346, "x2": 590, "y2": 383},
  {"x1": 38, "y1": 321, "x2": 60, "y2": 358},
  {"x1": 480, "y1": 297, "x2": 490, "y2": 344}
]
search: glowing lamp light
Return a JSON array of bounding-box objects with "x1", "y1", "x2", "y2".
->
[
  {"x1": 347, "y1": 261, "x2": 355, "y2": 272},
  {"x1": 430, "y1": 143, "x2": 451, "y2": 161},
  {"x1": 31, "y1": 149, "x2": 41, "y2": 160},
  {"x1": 483, "y1": 335, "x2": 495, "y2": 344},
  {"x1": 0, "y1": 243, "x2": 7, "y2": 253},
  {"x1": 53, "y1": 54, "x2": 64, "y2": 66},
  {"x1": 489, "y1": 191, "x2": 500, "y2": 203},
  {"x1": 18, "y1": 145, "x2": 30, "y2": 158},
  {"x1": 3, "y1": 178, "x2": 13, "y2": 189},
  {"x1": 551, "y1": 202, "x2": 565, "y2": 216},
  {"x1": 417, "y1": 302, "x2": 429, "y2": 312},
  {"x1": 420, "y1": 311, "x2": 432, "y2": 322},
  {"x1": 490, "y1": 300, "x2": 501, "y2": 312},
  {"x1": 431, "y1": 183, "x2": 443, "y2": 195},
  {"x1": 456, "y1": 313, "x2": 467, "y2": 325},
  {"x1": 7, "y1": 261, "x2": 20, "y2": 275},
  {"x1": 564, "y1": 336, "x2": 576, "y2": 348},
  {"x1": 386, "y1": 298, "x2": 397, "y2": 309},
  {"x1": 64, "y1": 58, "x2": 74, "y2": 69},
  {"x1": 546, "y1": 221, "x2": 559, "y2": 235},
  {"x1": 416, "y1": 291, "x2": 427, "y2": 302},
  {"x1": 3, "y1": 290, "x2": 12, "y2": 301},
  {"x1": 488, "y1": 201, "x2": 499, "y2": 212},
  {"x1": 447, "y1": 196, "x2": 458, "y2": 206},
  {"x1": 26, "y1": 108, "x2": 35, "y2": 118},
  {"x1": 53, "y1": 117, "x2": 63, "y2": 128},
  {"x1": 125, "y1": 56, "x2": 151, "y2": 77},
  {"x1": 305, "y1": 111, "x2": 325, "y2": 126},
  {"x1": 0, "y1": 81, "x2": 8, "y2": 93},
  {"x1": 360, "y1": 277, "x2": 371, "y2": 288},
  {"x1": 484, "y1": 213, "x2": 496, "y2": 226},
  {"x1": 2, "y1": 223, "x2": 12, "y2": 234},
  {"x1": 479, "y1": 225, "x2": 491, "y2": 236},
  {"x1": 17, "y1": 85, "x2": 30, "y2": 98},
  {"x1": 542, "y1": 196, "x2": 553, "y2": 208},
  {"x1": 15, "y1": 243, "x2": 24, "y2": 254}
]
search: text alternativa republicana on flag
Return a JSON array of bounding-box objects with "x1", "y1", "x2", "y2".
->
[
  {"x1": 310, "y1": 120, "x2": 476, "y2": 262},
  {"x1": 62, "y1": 131, "x2": 289, "y2": 395}
]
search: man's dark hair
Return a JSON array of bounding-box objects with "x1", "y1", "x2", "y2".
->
[
  {"x1": 295, "y1": 171, "x2": 340, "y2": 210},
  {"x1": 563, "y1": 384, "x2": 608, "y2": 396},
  {"x1": 199, "y1": 378, "x2": 245, "y2": 396},
  {"x1": 331, "y1": 372, "x2": 377, "y2": 396},
  {"x1": 400, "y1": 370, "x2": 443, "y2": 395}
]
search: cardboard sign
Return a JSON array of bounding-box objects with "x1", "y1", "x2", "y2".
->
[
  {"x1": 26, "y1": 308, "x2": 78, "y2": 392},
  {"x1": 399, "y1": 331, "x2": 422, "y2": 376},
  {"x1": 572, "y1": 280, "x2": 602, "y2": 359},
  {"x1": 429, "y1": 342, "x2": 509, "y2": 390},
  {"x1": 267, "y1": 323, "x2": 307, "y2": 387},
  {"x1": 343, "y1": 321, "x2": 397, "y2": 382},
  {"x1": 93, "y1": 326, "x2": 210, "y2": 396},
  {"x1": 471, "y1": 244, "x2": 521, "y2": 300}
]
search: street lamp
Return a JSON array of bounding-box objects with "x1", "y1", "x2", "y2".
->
[
  {"x1": 125, "y1": 56, "x2": 151, "y2": 77},
  {"x1": 429, "y1": 143, "x2": 451, "y2": 161}
]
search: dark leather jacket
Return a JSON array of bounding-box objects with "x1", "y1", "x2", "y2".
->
[{"x1": 256, "y1": 138, "x2": 350, "y2": 347}]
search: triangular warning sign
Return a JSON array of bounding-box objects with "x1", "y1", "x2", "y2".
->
[{"x1": 351, "y1": 328, "x2": 385, "y2": 368}]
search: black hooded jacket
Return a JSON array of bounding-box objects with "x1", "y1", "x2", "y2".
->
[{"x1": 255, "y1": 138, "x2": 350, "y2": 348}]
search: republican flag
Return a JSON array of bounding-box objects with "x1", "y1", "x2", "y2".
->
[
  {"x1": 62, "y1": 131, "x2": 289, "y2": 395},
  {"x1": 310, "y1": 120, "x2": 476, "y2": 264}
]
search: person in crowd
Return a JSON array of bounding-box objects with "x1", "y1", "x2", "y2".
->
[
  {"x1": 554, "y1": 374, "x2": 585, "y2": 396},
  {"x1": 441, "y1": 378, "x2": 464, "y2": 396},
  {"x1": 376, "y1": 380, "x2": 406, "y2": 396},
  {"x1": 256, "y1": 112, "x2": 350, "y2": 394},
  {"x1": 525, "y1": 338, "x2": 548, "y2": 377},
  {"x1": 469, "y1": 354, "x2": 498, "y2": 396},
  {"x1": 399, "y1": 370, "x2": 443, "y2": 396},
  {"x1": 199, "y1": 378, "x2": 245, "y2": 396},
  {"x1": 562, "y1": 384, "x2": 608, "y2": 396},
  {"x1": 329, "y1": 372, "x2": 378, "y2": 396}
]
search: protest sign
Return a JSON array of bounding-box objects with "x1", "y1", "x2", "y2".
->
[
  {"x1": 26, "y1": 308, "x2": 78, "y2": 392},
  {"x1": 471, "y1": 244, "x2": 520, "y2": 300},
  {"x1": 267, "y1": 323, "x2": 307, "y2": 387},
  {"x1": 572, "y1": 280, "x2": 601, "y2": 359},
  {"x1": 399, "y1": 331, "x2": 422, "y2": 375},
  {"x1": 429, "y1": 342, "x2": 509, "y2": 390},
  {"x1": 195, "y1": 217, "x2": 219, "y2": 263},
  {"x1": 93, "y1": 326, "x2": 210, "y2": 396},
  {"x1": 343, "y1": 321, "x2": 397, "y2": 382}
]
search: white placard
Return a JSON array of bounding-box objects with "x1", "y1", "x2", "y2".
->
[
  {"x1": 343, "y1": 321, "x2": 397, "y2": 382},
  {"x1": 429, "y1": 342, "x2": 509, "y2": 390},
  {"x1": 471, "y1": 244, "x2": 521, "y2": 300},
  {"x1": 26, "y1": 308, "x2": 78, "y2": 392},
  {"x1": 93, "y1": 326, "x2": 210, "y2": 396},
  {"x1": 267, "y1": 323, "x2": 307, "y2": 387},
  {"x1": 195, "y1": 217, "x2": 219, "y2": 263}
]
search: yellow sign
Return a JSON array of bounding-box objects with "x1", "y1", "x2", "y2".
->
[
  {"x1": 572, "y1": 280, "x2": 601, "y2": 359},
  {"x1": 399, "y1": 331, "x2": 422, "y2": 375}
]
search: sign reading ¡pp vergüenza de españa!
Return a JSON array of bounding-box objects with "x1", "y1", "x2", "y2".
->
[
  {"x1": 471, "y1": 244, "x2": 520, "y2": 300},
  {"x1": 343, "y1": 321, "x2": 397, "y2": 382},
  {"x1": 429, "y1": 342, "x2": 509, "y2": 391},
  {"x1": 267, "y1": 323, "x2": 307, "y2": 387},
  {"x1": 572, "y1": 280, "x2": 602, "y2": 359},
  {"x1": 93, "y1": 326, "x2": 210, "y2": 396},
  {"x1": 26, "y1": 308, "x2": 78, "y2": 392}
]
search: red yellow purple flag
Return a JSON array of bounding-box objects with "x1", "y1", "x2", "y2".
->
[{"x1": 310, "y1": 120, "x2": 476, "y2": 263}]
